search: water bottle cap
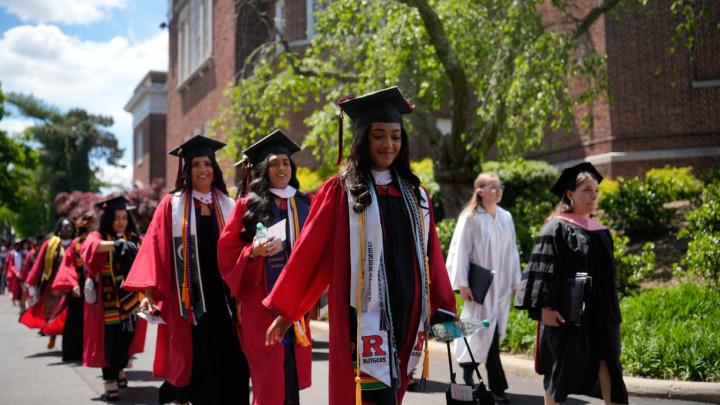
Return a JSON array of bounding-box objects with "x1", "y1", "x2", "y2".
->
[{"x1": 482, "y1": 319, "x2": 490, "y2": 328}]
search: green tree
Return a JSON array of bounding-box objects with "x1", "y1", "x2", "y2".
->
[
  {"x1": 218, "y1": 0, "x2": 710, "y2": 216},
  {"x1": 0, "y1": 87, "x2": 38, "y2": 209},
  {"x1": 6, "y1": 92, "x2": 123, "y2": 197}
]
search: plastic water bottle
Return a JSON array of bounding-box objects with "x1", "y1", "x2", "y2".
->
[
  {"x1": 431, "y1": 318, "x2": 491, "y2": 341},
  {"x1": 256, "y1": 223, "x2": 268, "y2": 242}
]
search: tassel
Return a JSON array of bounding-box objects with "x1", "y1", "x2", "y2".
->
[
  {"x1": 174, "y1": 155, "x2": 184, "y2": 191},
  {"x1": 355, "y1": 375, "x2": 362, "y2": 405},
  {"x1": 422, "y1": 342, "x2": 430, "y2": 381},
  {"x1": 181, "y1": 282, "x2": 191, "y2": 310},
  {"x1": 293, "y1": 319, "x2": 311, "y2": 347}
]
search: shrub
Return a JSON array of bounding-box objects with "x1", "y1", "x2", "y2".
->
[
  {"x1": 411, "y1": 158, "x2": 444, "y2": 221},
  {"x1": 620, "y1": 283, "x2": 720, "y2": 381},
  {"x1": 296, "y1": 166, "x2": 328, "y2": 193},
  {"x1": 644, "y1": 165, "x2": 702, "y2": 202},
  {"x1": 675, "y1": 183, "x2": 720, "y2": 288},
  {"x1": 482, "y1": 159, "x2": 559, "y2": 260},
  {"x1": 613, "y1": 233, "x2": 655, "y2": 297},
  {"x1": 500, "y1": 305, "x2": 537, "y2": 354},
  {"x1": 599, "y1": 177, "x2": 673, "y2": 237},
  {"x1": 436, "y1": 217, "x2": 457, "y2": 258}
]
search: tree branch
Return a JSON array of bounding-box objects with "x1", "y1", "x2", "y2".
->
[{"x1": 572, "y1": 0, "x2": 622, "y2": 40}]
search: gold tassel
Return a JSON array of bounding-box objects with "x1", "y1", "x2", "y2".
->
[
  {"x1": 294, "y1": 319, "x2": 311, "y2": 347},
  {"x1": 422, "y1": 342, "x2": 430, "y2": 380},
  {"x1": 355, "y1": 375, "x2": 362, "y2": 405},
  {"x1": 181, "y1": 282, "x2": 191, "y2": 310}
]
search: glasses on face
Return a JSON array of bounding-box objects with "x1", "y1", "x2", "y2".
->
[{"x1": 482, "y1": 184, "x2": 504, "y2": 192}]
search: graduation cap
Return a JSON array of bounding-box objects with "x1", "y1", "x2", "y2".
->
[
  {"x1": 550, "y1": 162, "x2": 604, "y2": 198},
  {"x1": 236, "y1": 130, "x2": 301, "y2": 198},
  {"x1": 168, "y1": 135, "x2": 227, "y2": 190},
  {"x1": 242, "y1": 129, "x2": 301, "y2": 165},
  {"x1": 336, "y1": 86, "x2": 415, "y2": 164},
  {"x1": 95, "y1": 196, "x2": 134, "y2": 211}
]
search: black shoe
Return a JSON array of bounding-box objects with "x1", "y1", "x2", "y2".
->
[
  {"x1": 407, "y1": 380, "x2": 420, "y2": 392},
  {"x1": 492, "y1": 391, "x2": 511, "y2": 404}
]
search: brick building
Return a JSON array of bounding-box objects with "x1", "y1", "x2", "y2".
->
[
  {"x1": 138, "y1": 1, "x2": 718, "y2": 190},
  {"x1": 531, "y1": 0, "x2": 720, "y2": 177},
  {"x1": 124, "y1": 71, "x2": 167, "y2": 187}
]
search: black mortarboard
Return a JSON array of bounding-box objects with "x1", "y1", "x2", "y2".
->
[
  {"x1": 168, "y1": 135, "x2": 226, "y2": 190},
  {"x1": 242, "y1": 129, "x2": 301, "y2": 165},
  {"x1": 95, "y1": 196, "x2": 133, "y2": 211},
  {"x1": 551, "y1": 162, "x2": 604, "y2": 198},
  {"x1": 335, "y1": 86, "x2": 415, "y2": 164}
]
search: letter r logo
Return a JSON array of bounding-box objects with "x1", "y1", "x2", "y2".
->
[{"x1": 361, "y1": 335, "x2": 386, "y2": 357}]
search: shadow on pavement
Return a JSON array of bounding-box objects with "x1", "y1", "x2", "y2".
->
[
  {"x1": 312, "y1": 340, "x2": 329, "y2": 349},
  {"x1": 506, "y1": 393, "x2": 592, "y2": 405},
  {"x1": 91, "y1": 386, "x2": 158, "y2": 405},
  {"x1": 409, "y1": 379, "x2": 449, "y2": 393},
  {"x1": 312, "y1": 351, "x2": 329, "y2": 361},
  {"x1": 25, "y1": 350, "x2": 62, "y2": 359},
  {"x1": 124, "y1": 370, "x2": 158, "y2": 382}
]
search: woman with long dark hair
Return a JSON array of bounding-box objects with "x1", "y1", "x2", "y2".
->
[
  {"x1": 52, "y1": 210, "x2": 98, "y2": 363},
  {"x1": 124, "y1": 135, "x2": 250, "y2": 405},
  {"x1": 263, "y1": 87, "x2": 456, "y2": 405},
  {"x1": 218, "y1": 130, "x2": 313, "y2": 404},
  {"x1": 22, "y1": 217, "x2": 76, "y2": 350},
  {"x1": 515, "y1": 162, "x2": 628, "y2": 405},
  {"x1": 79, "y1": 196, "x2": 147, "y2": 400}
]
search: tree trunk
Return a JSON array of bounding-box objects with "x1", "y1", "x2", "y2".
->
[{"x1": 434, "y1": 166, "x2": 475, "y2": 218}]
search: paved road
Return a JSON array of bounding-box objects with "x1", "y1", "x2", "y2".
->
[{"x1": 0, "y1": 296, "x2": 712, "y2": 404}]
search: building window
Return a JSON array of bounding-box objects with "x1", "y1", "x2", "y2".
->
[
  {"x1": 177, "y1": 0, "x2": 213, "y2": 85},
  {"x1": 306, "y1": 0, "x2": 315, "y2": 39},
  {"x1": 135, "y1": 130, "x2": 144, "y2": 165}
]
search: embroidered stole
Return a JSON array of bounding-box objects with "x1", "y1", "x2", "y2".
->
[
  {"x1": 40, "y1": 236, "x2": 62, "y2": 294},
  {"x1": 101, "y1": 234, "x2": 141, "y2": 325},
  {"x1": 264, "y1": 194, "x2": 311, "y2": 347},
  {"x1": 171, "y1": 189, "x2": 235, "y2": 323},
  {"x1": 347, "y1": 173, "x2": 431, "y2": 393}
]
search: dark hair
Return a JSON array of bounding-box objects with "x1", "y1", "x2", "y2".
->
[
  {"x1": 240, "y1": 152, "x2": 302, "y2": 243},
  {"x1": 99, "y1": 208, "x2": 140, "y2": 242},
  {"x1": 545, "y1": 171, "x2": 599, "y2": 222},
  {"x1": 54, "y1": 217, "x2": 77, "y2": 239},
  {"x1": 344, "y1": 122, "x2": 421, "y2": 213},
  {"x1": 173, "y1": 154, "x2": 229, "y2": 195}
]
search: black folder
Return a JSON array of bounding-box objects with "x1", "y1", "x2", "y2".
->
[
  {"x1": 467, "y1": 263, "x2": 494, "y2": 304},
  {"x1": 559, "y1": 272, "x2": 592, "y2": 325}
]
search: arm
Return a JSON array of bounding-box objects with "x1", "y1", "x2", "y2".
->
[
  {"x1": 507, "y1": 212, "x2": 522, "y2": 292},
  {"x1": 25, "y1": 240, "x2": 49, "y2": 286},
  {"x1": 445, "y1": 212, "x2": 476, "y2": 301},
  {"x1": 52, "y1": 241, "x2": 80, "y2": 293},
  {"x1": 426, "y1": 191, "x2": 458, "y2": 315},
  {"x1": 263, "y1": 178, "x2": 342, "y2": 321},
  {"x1": 79, "y1": 232, "x2": 106, "y2": 279}
]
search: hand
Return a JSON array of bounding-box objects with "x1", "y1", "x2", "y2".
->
[
  {"x1": 72, "y1": 285, "x2": 81, "y2": 297},
  {"x1": 265, "y1": 316, "x2": 293, "y2": 346},
  {"x1": 251, "y1": 237, "x2": 283, "y2": 258},
  {"x1": 459, "y1": 286, "x2": 474, "y2": 303},
  {"x1": 541, "y1": 308, "x2": 565, "y2": 327},
  {"x1": 139, "y1": 295, "x2": 159, "y2": 315}
]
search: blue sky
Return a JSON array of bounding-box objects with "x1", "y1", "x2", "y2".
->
[{"x1": 0, "y1": 0, "x2": 169, "y2": 190}]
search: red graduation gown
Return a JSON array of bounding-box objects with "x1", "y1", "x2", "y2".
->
[
  {"x1": 262, "y1": 177, "x2": 456, "y2": 405},
  {"x1": 5, "y1": 250, "x2": 21, "y2": 301},
  {"x1": 20, "y1": 240, "x2": 65, "y2": 332},
  {"x1": 217, "y1": 197, "x2": 312, "y2": 405},
  {"x1": 79, "y1": 231, "x2": 147, "y2": 367}
]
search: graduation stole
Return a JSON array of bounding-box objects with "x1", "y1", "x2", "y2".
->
[
  {"x1": 101, "y1": 234, "x2": 141, "y2": 325},
  {"x1": 74, "y1": 235, "x2": 88, "y2": 280},
  {"x1": 171, "y1": 188, "x2": 234, "y2": 323},
  {"x1": 264, "y1": 193, "x2": 311, "y2": 347},
  {"x1": 346, "y1": 172, "x2": 431, "y2": 398},
  {"x1": 40, "y1": 236, "x2": 63, "y2": 293}
]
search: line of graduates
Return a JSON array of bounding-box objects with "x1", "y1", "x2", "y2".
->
[{"x1": 3, "y1": 85, "x2": 628, "y2": 405}]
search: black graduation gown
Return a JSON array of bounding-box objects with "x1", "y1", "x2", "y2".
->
[
  {"x1": 350, "y1": 182, "x2": 419, "y2": 404},
  {"x1": 515, "y1": 218, "x2": 628, "y2": 404},
  {"x1": 189, "y1": 207, "x2": 250, "y2": 405}
]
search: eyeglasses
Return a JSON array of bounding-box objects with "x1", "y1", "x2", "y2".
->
[{"x1": 482, "y1": 184, "x2": 504, "y2": 192}]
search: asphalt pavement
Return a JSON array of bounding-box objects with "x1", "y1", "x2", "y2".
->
[{"x1": 0, "y1": 296, "x2": 713, "y2": 405}]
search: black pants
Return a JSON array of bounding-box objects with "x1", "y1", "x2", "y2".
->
[
  {"x1": 101, "y1": 321, "x2": 135, "y2": 381},
  {"x1": 283, "y1": 330, "x2": 300, "y2": 405},
  {"x1": 461, "y1": 327, "x2": 508, "y2": 393},
  {"x1": 62, "y1": 293, "x2": 84, "y2": 362}
]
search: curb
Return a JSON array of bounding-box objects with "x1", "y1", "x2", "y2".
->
[{"x1": 309, "y1": 321, "x2": 720, "y2": 404}]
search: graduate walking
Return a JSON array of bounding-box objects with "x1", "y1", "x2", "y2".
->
[
  {"x1": 446, "y1": 172, "x2": 521, "y2": 404},
  {"x1": 515, "y1": 163, "x2": 628, "y2": 405},
  {"x1": 79, "y1": 197, "x2": 147, "y2": 400},
  {"x1": 124, "y1": 135, "x2": 250, "y2": 405},
  {"x1": 264, "y1": 87, "x2": 456, "y2": 405},
  {"x1": 218, "y1": 130, "x2": 313, "y2": 405}
]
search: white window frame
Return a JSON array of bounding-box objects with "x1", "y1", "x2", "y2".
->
[{"x1": 177, "y1": 0, "x2": 213, "y2": 87}]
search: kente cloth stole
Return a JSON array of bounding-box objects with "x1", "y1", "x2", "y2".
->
[
  {"x1": 346, "y1": 172, "x2": 431, "y2": 395},
  {"x1": 171, "y1": 189, "x2": 234, "y2": 323},
  {"x1": 101, "y1": 234, "x2": 141, "y2": 325},
  {"x1": 264, "y1": 194, "x2": 311, "y2": 347},
  {"x1": 74, "y1": 236, "x2": 86, "y2": 280},
  {"x1": 40, "y1": 236, "x2": 63, "y2": 294}
]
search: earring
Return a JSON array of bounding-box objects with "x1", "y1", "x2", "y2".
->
[{"x1": 569, "y1": 199, "x2": 574, "y2": 208}]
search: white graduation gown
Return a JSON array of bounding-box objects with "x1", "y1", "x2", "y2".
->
[{"x1": 446, "y1": 206, "x2": 521, "y2": 364}]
